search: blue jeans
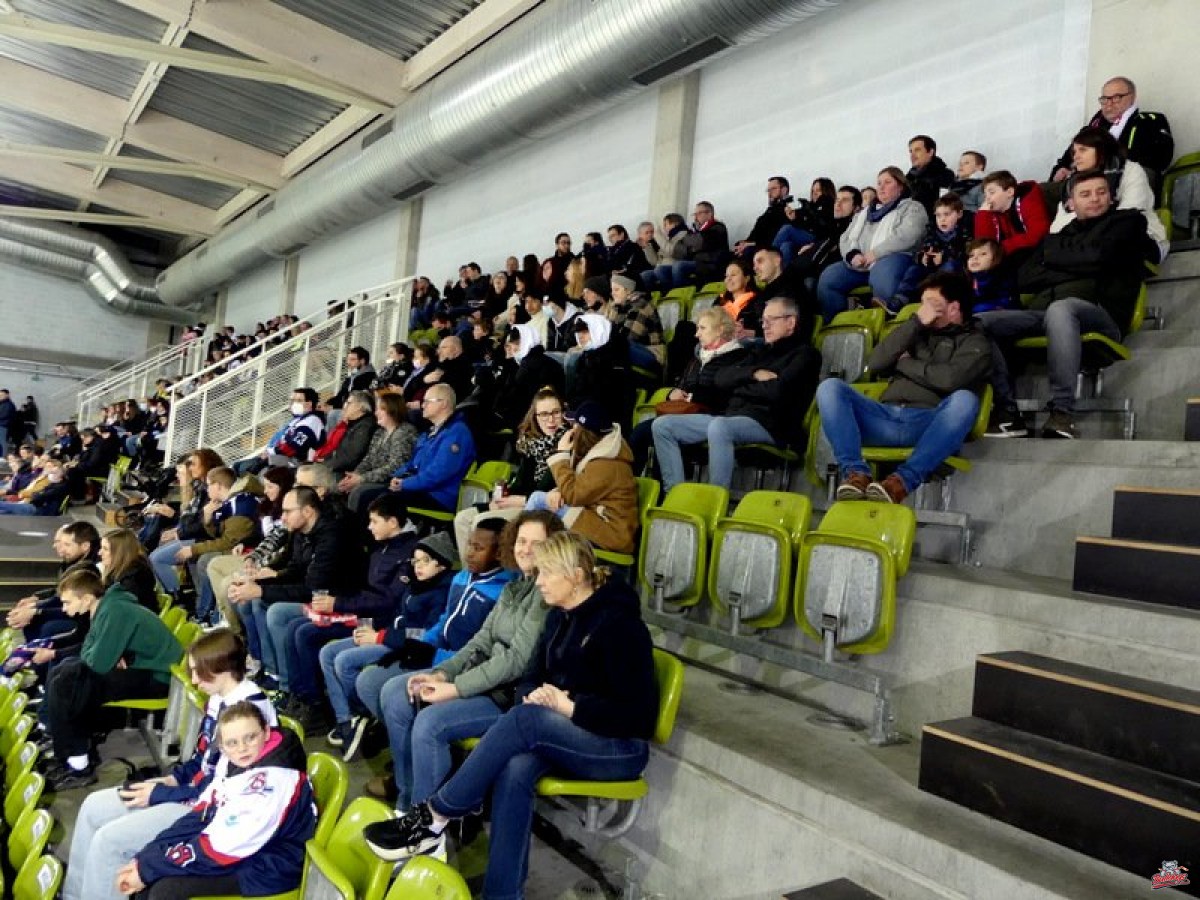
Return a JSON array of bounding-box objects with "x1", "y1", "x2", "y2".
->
[
  {"x1": 524, "y1": 492, "x2": 570, "y2": 520},
  {"x1": 0, "y1": 501, "x2": 37, "y2": 515},
  {"x1": 287, "y1": 619, "x2": 352, "y2": 701},
  {"x1": 772, "y1": 224, "x2": 816, "y2": 266},
  {"x1": 318, "y1": 639, "x2": 390, "y2": 725},
  {"x1": 816, "y1": 378, "x2": 980, "y2": 491},
  {"x1": 356, "y1": 662, "x2": 406, "y2": 719},
  {"x1": 148, "y1": 540, "x2": 195, "y2": 593},
  {"x1": 381, "y1": 671, "x2": 505, "y2": 809},
  {"x1": 651, "y1": 414, "x2": 774, "y2": 492},
  {"x1": 641, "y1": 260, "x2": 697, "y2": 292},
  {"x1": 815, "y1": 254, "x2": 913, "y2": 322},
  {"x1": 193, "y1": 552, "x2": 223, "y2": 624},
  {"x1": 628, "y1": 340, "x2": 661, "y2": 374},
  {"x1": 430, "y1": 703, "x2": 649, "y2": 900},
  {"x1": 238, "y1": 599, "x2": 266, "y2": 663},
  {"x1": 977, "y1": 297, "x2": 1120, "y2": 412},
  {"x1": 264, "y1": 602, "x2": 306, "y2": 689}
]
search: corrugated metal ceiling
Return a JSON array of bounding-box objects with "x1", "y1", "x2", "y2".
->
[
  {"x1": 0, "y1": 104, "x2": 108, "y2": 153},
  {"x1": 144, "y1": 33, "x2": 347, "y2": 155},
  {"x1": 0, "y1": 0, "x2": 169, "y2": 100},
  {"x1": 272, "y1": 0, "x2": 480, "y2": 60},
  {"x1": 0, "y1": 177, "x2": 76, "y2": 209},
  {"x1": 108, "y1": 145, "x2": 241, "y2": 211}
]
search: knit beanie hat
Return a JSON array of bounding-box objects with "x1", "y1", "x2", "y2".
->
[
  {"x1": 610, "y1": 273, "x2": 638, "y2": 294},
  {"x1": 583, "y1": 276, "x2": 611, "y2": 300},
  {"x1": 416, "y1": 531, "x2": 459, "y2": 570}
]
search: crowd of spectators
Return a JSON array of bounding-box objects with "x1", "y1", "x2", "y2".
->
[{"x1": 0, "y1": 72, "x2": 1177, "y2": 900}]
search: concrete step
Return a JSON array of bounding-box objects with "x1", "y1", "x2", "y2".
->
[
  {"x1": 784, "y1": 879, "x2": 883, "y2": 899},
  {"x1": 949, "y1": 438, "x2": 1200, "y2": 578},
  {"x1": 606, "y1": 663, "x2": 1168, "y2": 900},
  {"x1": 1111, "y1": 485, "x2": 1200, "y2": 546},
  {"x1": 972, "y1": 650, "x2": 1200, "y2": 781},
  {"x1": 919, "y1": 716, "x2": 1200, "y2": 895},
  {"x1": 1073, "y1": 535, "x2": 1200, "y2": 609},
  {"x1": 1153, "y1": 245, "x2": 1200, "y2": 281}
]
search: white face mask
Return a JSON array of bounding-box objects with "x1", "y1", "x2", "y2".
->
[
  {"x1": 290, "y1": 402, "x2": 306, "y2": 416},
  {"x1": 47, "y1": 473, "x2": 63, "y2": 483}
]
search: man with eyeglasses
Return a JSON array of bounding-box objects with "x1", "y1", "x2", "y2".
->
[
  {"x1": 652, "y1": 296, "x2": 820, "y2": 493},
  {"x1": 733, "y1": 176, "x2": 794, "y2": 261},
  {"x1": 1051, "y1": 76, "x2": 1173, "y2": 189}
]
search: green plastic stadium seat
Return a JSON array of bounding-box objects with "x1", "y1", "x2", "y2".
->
[
  {"x1": 458, "y1": 460, "x2": 514, "y2": 511},
  {"x1": 639, "y1": 484, "x2": 728, "y2": 609},
  {"x1": 13, "y1": 854, "x2": 61, "y2": 900},
  {"x1": 4, "y1": 770, "x2": 43, "y2": 830},
  {"x1": 384, "y1": 856, "x2": 472, "y2": 900},
  {"x1": 594, "y1": 477, "x2": 660, "y2": 570},
  {"x1": 708, "y1": 491, "x2": 812, "y2": 630},
  {"x1": 8, "y1": 807, "x2": 53, "y2": 875}
]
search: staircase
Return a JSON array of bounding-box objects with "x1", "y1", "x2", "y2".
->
[
  {"x1": 1073, "y1": 485, "x2": 1200, "y2": 609},
  {"x1": 0, "y1": 519, "x2": 64, "y2": 605},
  {"x1": 920, "y1": 652, "x2": 1200, "y2": 895},
  {"x1": 163, "y1": 278, "x2": 412, "y2": 465}
]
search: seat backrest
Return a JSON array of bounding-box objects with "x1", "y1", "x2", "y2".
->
[
  {"x1": 174, "y1": 621, "x2": 202, "y2": 650},
  {"x1": 657, "y1": 299, "x2": 682, "y2": 340},
  {"x1": 4, "y1": 770, "x2": 43, "y2": 830},
  {"x1": 730, "y1": 491, "x2": 811, "y2": 545},
  {"x1": 966, "y1": 384, "x2": 993, "y2": 442},
  {"x1": 308, "y1": 751, "x2": 350, "y2": 848},
  {"x1": 690, "y1": 295, "x2": 717, "y2": 321},
  {"x1": 827, "y1": 307, "x2": 886, "y2": 339},
  {"x1": 634, "y1": 477, "x2": 661, "y2": 529},
  {"x1": 13, "y1": 854, "x2": 60, "y2": 900},
  {"x1": 279, "y1": 714, "x2": 305, "y2": 743},
  {"x1": 5, "y1": 741, "x2": 37, "y2": 791},
  {"x1": 384, "y1": 856, "x2": 472, "y2": 900},
  {"x1": 663, "y1": 285, "x2": 697, "y2": 305},
  {"x1": 817, "y1": 330, "x2": 871, "y2": 383},
  {"x1": 0, "y1": 712, "x2": 35, "y2": 759},
  {"x1": 8, "y1": 807, "x2": 53, "y2": 872},
  {"x1": 315, "y1": 797, "x2": 396, "y2": 900},
  {"x1": 650, "y1": 649, "x2": 685, "y2": 746},
  {"x1": 639, "y1": 484, "x2": 729, "y2": 606},
  {"x1": 1127, "y1": 282, "x2": 1149, "y2": 336},
  {"x1": 0, "y1": 690, "x2": 29, "y2": 731},
  {"x1": 818, "y1": 501, "x2": 916, "y2": 575},
  {"x1": 661, "y1": 482, "x2": 728, "y2": 530},
  {"x1": 159, "y1": 606, "x2": 185, "y2": 634}
]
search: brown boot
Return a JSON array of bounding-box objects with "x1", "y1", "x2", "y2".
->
[
  {"x1": 365, "y1": 774, "x2": 398, "y2": 802},
  {"x1": 866, "y1": 473, "x2": 908, "y2": 504},
  {"x1": 835, "y1": 471, "x2": 872, "y2": 501}
]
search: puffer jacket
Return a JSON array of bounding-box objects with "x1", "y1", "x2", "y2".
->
[
  {"x1": 840, "y1": 198, "x2": 928, "y2": 261},
  {"x1": 547, "y1": 426, "x2": 638, "y2": 553},
  {"x1": 191, "y1": 474, "x2": 265, "y2": 557},
  {"x1": 434, "y1": 576, "x2": 549, "y2": 708},
  {"x1": 867, "y1": 317, "x2": 992, "y2": 408}
]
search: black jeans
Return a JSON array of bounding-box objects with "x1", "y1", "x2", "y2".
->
[
  {"x1": 139, "y1": 873, "x2": 241, "y2": 899},
  {"x1": 48, "y1": 658, "x2": 168, "y2": 758}
]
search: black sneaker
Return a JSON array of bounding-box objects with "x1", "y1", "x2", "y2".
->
[
  {"x1": 342, "y1": 716, "x2": 369, "y2": 762},
  {"x1": 984, "y1": 407, "x2": 1028, "y2": 438},
  {"x1": 364, "y1": 804, "x2": 447, "y2": 862},
  {"x1": 326, "y1": 723, "x2": 349, "y2": 748},
  {"x1": 1042, "y1": 408, "x2": 1077, "y2": 439},
  {"x1": 47, "y1": 762, "x2": 97, "y2": 791}
]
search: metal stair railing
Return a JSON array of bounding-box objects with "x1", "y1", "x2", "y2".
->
[
  {"x1": 74, "y1": 340, "x2": 206, "y2": 425},
  {"x1": 163, "y1": 278, "x2": 412, "y2": 465}
]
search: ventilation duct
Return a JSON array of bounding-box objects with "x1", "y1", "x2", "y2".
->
[
  {"x1": 158, "y1": 0, "x2": 842, "y2": 305},
  {"x1": 0, "y1": 219, "x2": 201, "y2": 325}
]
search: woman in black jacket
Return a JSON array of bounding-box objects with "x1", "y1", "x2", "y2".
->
[
  {"x1": 101, "y1": 527, "x2": 159, "y2": 612},
  {"x1": 364, "y1": 531, "x2": 657, "y2": 900},
  {"x1": 567, "y1": 314, "x2": 634, "y2": 430},
  {"x1": 492, "y1": 325, "x2": 565, "y2": 432}
]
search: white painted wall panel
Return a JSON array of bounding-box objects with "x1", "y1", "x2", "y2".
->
[
  {"x1": 294, "y1": 210, "x2": 402, "y2": 319},
  {"x1": 0, "y1": 261, "x2": 151, "y2": 361},
  {"x1": 416, "y1": 91, "x2": 658, "y2": 286},
  {"x1": 691, "y1": 0, "x2": 1091, "y2": 243},
  {"x1": 224, "y1": 259, "x2": 286, "y2": 334}
]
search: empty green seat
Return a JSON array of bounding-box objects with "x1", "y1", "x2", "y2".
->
[
  {"x1": 795, "y1": 501, "x2": 916, "y2": 656},
  {"x1": 817, "y1": 307, "x2": 887, "y2": 383},
  {"x1": 458, "y1": 460, "x2": 514, "y2": 510},
  {"x1": 8, "y1": 807, "x2": 53, "y2": 875},
  {"x1": 0, "y1": 712, "x2": 35, "y2": 760},
  {"x1": 298, "y1": 797, "x2": 396, "y2": 900},
  {"x1": 708, "y1": 491, "x2": 812, "y2": 630},
  {"x1": 13, "y1": 854, "x2": 60, "y2": 900},
  {"x1": 639, "y1": 484, "x2": 729, "y2": 609},
  {"x1": 5, "y1": 740, "x2": 38, "y2": 792},
  {"x1": 384, "y1": 856, "x2": 472, "y2": 900},
  {"x1": 4, "y1": 770, "x2": 43, "y2": 830}
]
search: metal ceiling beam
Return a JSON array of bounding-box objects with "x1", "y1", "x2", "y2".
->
[
  {"x1": 0, "y1": 141, "x2": 269, "y2": 191},
  {"x1": 110, "y1": 0, "x2": 411, "y2": 106},
  {"x1": 0, "y1": 157, "x2": 216, "y2": 235},
  {"x1": 215, "y1": 188, "x2": 268, "y2": 226},
  {"x1": 281, "y1": 107, "x2": 379, "y2": 179},
  {"x1": 0, "y1": 56, "x2": 285, "y2": 188},
  {"x1": 402, "y1": 0, "x2": 543, "y2": 91},
  {"x1": 0, "y1": 12, "x2": 388, "y2": 113},
  {"x1": 0, "y1": 205, "x2": 206, "y2": 237}
]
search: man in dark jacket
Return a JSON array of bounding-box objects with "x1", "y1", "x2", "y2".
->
[
  {"x1": 906, "y1": 135, "x2": 955, "y2": 216},
  {"x1": 228, "y1": 485, "x2": 354, "y2": 688},
  {"x1": 318, "y1": 391, "x2": 378, "y2": 477},
  {"x1": 652, "y1": 296, "x2": 820, "y2": 492},
  {"x1": 817, "y1": 271, "x2": 991, "y2": 504},
  {"x1": 327, "y1": 347, "x2": 377, "y2": 410},
  {"x1": 733, "y1": 176, "x2": 793, "y2": 259},
  {"x1": 978, "y1": 170, "x2": 1148, "y2": 439},
  {"x1": 605, "y1": 224, "x2": 651, "y2": 277},
  {"x1": 1050, "y1": 76, "x2": 1174, "y2": 190},
  {"x1": 0, "y1": 388, "x2": 15, "y2": 452}
]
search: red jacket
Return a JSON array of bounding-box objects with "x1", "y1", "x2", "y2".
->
[{"x1": 974, "y1": 181, "x2": 1049, "y2": 257}]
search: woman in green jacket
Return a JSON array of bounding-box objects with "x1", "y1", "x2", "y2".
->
[{"x1": 380, "y1": 509, "x2": 563, "y2": 810}]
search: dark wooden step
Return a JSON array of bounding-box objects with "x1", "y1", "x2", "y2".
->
[
  {"x1": 973, "y1": 651, "x2": 1200, "y2": 781},
  {"x1": 1113, "y1": 485, "x2": 1200, "y2": 547},
  {"x1": 1073, "y1": 536, "x2": 1200, "y2": 609},
  {"x1": 1186, "y1": 398, "x2": 1200, "y2": 441},
  {"x1": 783, "y1": 879, "x2": 883, "y2": 899},
  {"x1": 920, "y1": 717, "x2": 1200, "y2": 894}
]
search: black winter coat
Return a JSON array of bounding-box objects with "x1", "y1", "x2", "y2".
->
[
  {"x1": 260, "y1": 514, "x2": 354, "y2": 606},
  {"x1": 568, "y1": 337, "x2": 635, "y2": 430},
  {"x1": 494, "y1": 347, "x2": 565, "y2": 431},
  {"x1": 713, "y1": 333, "x2": 821, "y2": 444}
]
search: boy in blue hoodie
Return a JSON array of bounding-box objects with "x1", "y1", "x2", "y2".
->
[{"x1": 887, "y1": 193, "x2": 972, "y2": 312}]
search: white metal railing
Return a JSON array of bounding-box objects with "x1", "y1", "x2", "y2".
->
[
  {"x1": 75, "y1": 340, "x2": 206, "y2": 425},
  {"x1": 164, "y1": 279, "x2": 412, "y2": 465}
]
